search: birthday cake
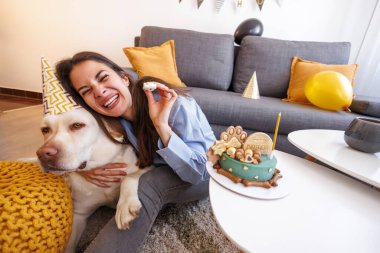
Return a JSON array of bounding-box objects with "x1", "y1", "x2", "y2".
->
[{"x1": 208, "y1": 126, "x2": 282, "y2": 188}]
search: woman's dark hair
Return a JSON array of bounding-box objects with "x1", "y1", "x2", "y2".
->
[{"x1": 55, "y1": 51, "x2": 189, "y2": 167}]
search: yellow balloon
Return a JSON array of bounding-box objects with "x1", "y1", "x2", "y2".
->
[{"x1": 304, "y1": 71, "x2": 353, "y2": 111}]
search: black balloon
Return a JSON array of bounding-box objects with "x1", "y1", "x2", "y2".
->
[{"x1": 234, "y1": 18, "x2": 264, "y2": 45}]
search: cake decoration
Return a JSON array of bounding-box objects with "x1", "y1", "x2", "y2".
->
[
  {"x1": 226, "y1": 137, "x2": 242, "y2": 149},
  {"x1": 243, "y1": 132, "x2": 273, "y2": 154},
  {"x1": 211, "y1": 140, "x2": 228, "y2": 156},
  {"x1": 235, "y1": 148, "x2": 245, "y2": 161},
  {"x1": 220, "y1": 126, "x2": 247, "y2": 143},
  {"x1": 226, "y1": 147, "x2": 236, "y2": 158},
  {"x1": 207, "y1": 122, "x2": 283, "y2": 189},
  {"x1": 272, "y1": 112, "x2": 281, "y2": 150}
]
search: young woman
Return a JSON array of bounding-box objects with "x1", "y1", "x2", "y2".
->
[{"x1": 56, "y1": 51, "x2": 216, "y2": 252}]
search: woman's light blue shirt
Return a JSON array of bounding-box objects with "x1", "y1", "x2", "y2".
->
[{"x1": 120, "y1": 95, "x2": 216, "y2": 185}]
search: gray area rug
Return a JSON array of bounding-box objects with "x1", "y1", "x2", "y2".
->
[{"x1": 78, "y1": 198, "x2": 239, "y2": 253}]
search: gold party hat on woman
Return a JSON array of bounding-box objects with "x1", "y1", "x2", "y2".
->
[{"x1": 41, "y1": 57, "x2": 80, "y2": 115}]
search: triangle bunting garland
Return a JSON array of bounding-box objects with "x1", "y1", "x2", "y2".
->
[
  {"x1": 256, "y1": 0, "x2": 265, "y2": 10},
  {"x1": 275, "y1": 0, "x2": 284, "y2": 7},
  {"x1": 236, "y1": 0, "x2": 243, "y2": 8},
  {"x1": 197, "y1": 0, "x2": 204, "y2": 8},
  {"x1": 216, "y1": 0, "x2": 225, "y2": 12},
  {"x1": 179, "y1": 0, "x2": 275, "y2": 11}
]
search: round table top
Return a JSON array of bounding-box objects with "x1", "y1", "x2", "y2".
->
[
  {"x1": 288, "y1": 129, "x2": 380, "y2": 188},
  {"x1": 209, "y1": 150, "x2": 380, "y2": 253}
]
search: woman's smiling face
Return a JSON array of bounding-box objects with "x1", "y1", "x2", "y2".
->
[{"x1": 70, "y1": 60, "x2": 134, "y2": 119}]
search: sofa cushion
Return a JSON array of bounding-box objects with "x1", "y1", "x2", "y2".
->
[
  {"x1": 233, "y1": 36, "x2": 351, "y2": 98},
  {"x1": 285, "y1": 57, "x2": 358, "y2": 104},
  {"x1": 189, "y1": 87, "x2": 363, "y2": 135},
  {"x1": 123, "y1": 40, "x2": 186, "y2": 87},
  {"x1": 139, "y1": 26, "x2": 235, "y2": 91}
]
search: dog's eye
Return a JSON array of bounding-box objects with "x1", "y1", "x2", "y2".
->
[
  {"x1": 41, "y1": 127, "x2": 50, "y2": 134},
  {"x1": 70, "y1": 123, "x2": 85, "y2": 131}
]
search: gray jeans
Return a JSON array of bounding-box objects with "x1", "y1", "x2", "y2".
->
[{"x1": 84, "y1": 166, "x2": 209, "y2": 253}]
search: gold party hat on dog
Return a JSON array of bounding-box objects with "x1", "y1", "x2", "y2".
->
[{"x1": 41, "y1": 57, "x2": 80, "y2": 115}]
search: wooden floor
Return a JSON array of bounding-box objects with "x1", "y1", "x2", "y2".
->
[
  {"x1": 0, "y1": 104, "x2": 44, "y2": 160},
  {"x1": 0, "y1": 94, "x2": 41, "y2": 112}
]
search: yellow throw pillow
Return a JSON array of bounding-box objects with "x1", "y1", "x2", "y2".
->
[
  {"x1": 123, "y1": 40, "x2": 186, "y2": 87},
  {"x1": 284, "y1": 57, "x2": 358, "y2": 104}
]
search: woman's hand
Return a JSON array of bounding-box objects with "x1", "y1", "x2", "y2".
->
[
  {"x1": 144, "y1": 82, "x2": 177, "y2": 146},
  {"x1": 76, "y1": 163, "x2": 128, "y2": 188}
]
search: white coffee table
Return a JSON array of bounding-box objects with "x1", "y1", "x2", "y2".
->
[
  {"x1": 288, "y1": 129, "x2": 380, "y2": 188},
  {"x1": 209, "y1": 150, "x2": 380, "y2": 253}
]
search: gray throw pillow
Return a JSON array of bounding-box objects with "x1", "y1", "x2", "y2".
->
[
  {"x1": 233, "y1": 36, "x2": 351, "y2": 98},
  {"x1": 139, "y1": 26, "x2": 235, "y2": 91}
]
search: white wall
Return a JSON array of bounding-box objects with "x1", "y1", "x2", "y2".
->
[
  {"x1": 0, "y1": 0, "x2": 376, "y2": 93},
  {"x1": 354, "y1": 0, "x2": 380, "y2": 98}
]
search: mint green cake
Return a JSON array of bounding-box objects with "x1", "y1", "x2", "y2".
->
[{"x1": 219, "y1": 152, "x2": 277, "y2": 181}]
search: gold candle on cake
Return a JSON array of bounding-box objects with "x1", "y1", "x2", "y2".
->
[{"x1": 272, "y1": 112, "x2": 282, "y2": 150}]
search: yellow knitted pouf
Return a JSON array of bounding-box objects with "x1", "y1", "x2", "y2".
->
[{"x1": 0, "y1": 161, "x2": 73, "y2": 253}]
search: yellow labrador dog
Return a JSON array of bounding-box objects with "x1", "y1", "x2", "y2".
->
[{"x1": 35, "y1": 107, "x2": 151, "y2": 253}]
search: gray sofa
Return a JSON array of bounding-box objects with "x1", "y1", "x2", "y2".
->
[{"x1": 134, "y1": 26, "x2": 378, "y2": 157}]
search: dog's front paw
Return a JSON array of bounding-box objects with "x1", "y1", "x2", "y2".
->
[{"x1": 115, "y1": 197, "x2": 142, "y2": 230}]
